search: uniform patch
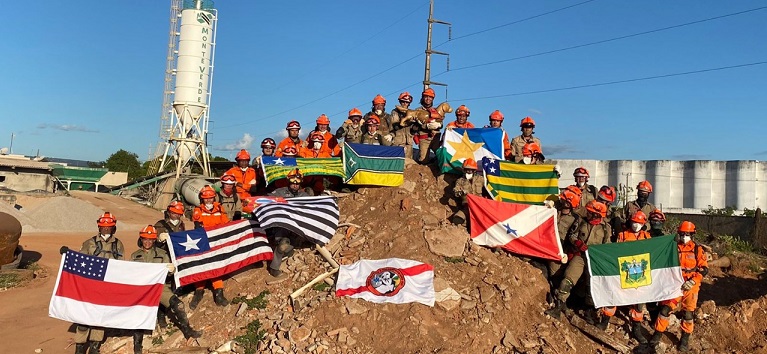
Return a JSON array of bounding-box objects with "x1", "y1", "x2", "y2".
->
[
  {"x1": 619, "y1": 253, "x2": 652, "y2": 289},
  {"x1": 366, "y1": 267, "x2": 405, "y2": 297}
]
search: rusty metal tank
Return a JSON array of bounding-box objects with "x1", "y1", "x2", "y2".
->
[{"x1": 0, "y1": 212, "x2": 22, "y2": 266}]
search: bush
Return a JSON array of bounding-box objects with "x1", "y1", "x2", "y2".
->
[{"x1": 234, "y1": 320, "x2": 267, "y2": 354}]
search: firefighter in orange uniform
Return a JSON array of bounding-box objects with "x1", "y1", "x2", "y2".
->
[
  {"x1": 189, "y1": 185, "x2": 229, "y2": 309},
  {"x1": 299, "y1": 132, "x2": 334, "y2": 194},
  {"x1": 484, "y1": 110, "x2": 512, "y2": 160},
  {"x1": 446, "y1": 105, "x2": 475, "y2": 129},
  {"x1": 307, "y1": 114, "x2": 341, "y2": 156},
  {"x1": 225, "y1": 149, "x2": 257, "y2": 200},
  {"x1": 650, "y1": 221, "x2": 708, "y2": 352},
  {"x1": 276, "y1": 120, "x2": 304, "y2": 157}
]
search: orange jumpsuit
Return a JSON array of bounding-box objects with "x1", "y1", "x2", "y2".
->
[
  {"x1": 275, "y1": 137, "x2": 304, "y2": 157},
  {"x1": 298, "y1": 147, "x2": 334, "y2": 193},
  {"x1": 307, "y1": 130, "x2": 341, "y2": 157},
  {"x1": 654, "y1": 241, "x2": 707, "y2": 334},
  {"x1": 191, "y1": 203, "x2": 228, "y2": 290},
  {"x1": 446, "y1": 121, "x2": 475, "y2": 129},
  {"x1": 225, "y1": 166, "x2": 257, "y2": 200},
  {"x1": 602, "y1": 229, "x2": 652, "y2": 321}
]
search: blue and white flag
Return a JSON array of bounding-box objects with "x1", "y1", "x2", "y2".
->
[{"x1": 436, "y1": 128, "x2": 504, "y2": 174}]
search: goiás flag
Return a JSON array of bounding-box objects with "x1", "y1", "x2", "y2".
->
[
  {"x1": 167, "y1": 220, "x2": 273, "y2": 288},
  {"x1": 335, "y1": 258, "x2": 435, "y2": 306},
  {"x1": 49, "y1": 250, "x2": 168, "y2": 330},
  {"x1": 436, "y1": 128, "x2": 504, "y2": 174},
  {"x1": 481, "y1": 157, "x2": 559, "y2": 205},
  {"x1": 587, "y1": 235, "x2": 684, "y2": 308},
  {"x1": 252, "y1": 195, "x2": 339, "y2": 246},
  {"x1": 261, "y1": 156, "x2": 344, "y2": 185},
  {"x1": 343, "y1": 143, "x2": 405, "y2": 186},
  {"x1": 468, "y1": 194, "x2": 564, "y2": 261}
]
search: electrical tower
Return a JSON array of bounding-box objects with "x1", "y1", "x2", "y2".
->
[{"x1": 423, "y1": 0, "x2": 451, "y2": 92}]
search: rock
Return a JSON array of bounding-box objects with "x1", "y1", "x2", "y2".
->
[
  {"x1": 327, "y1": 327, "x2": 348, "y2": 337},
  {"x1": 278, "y1": 338, "x2": 291, "y2": 351},
  {"x1": 400, "y1": 198, "x2": 412, "y2": 211},
  {"x1": 401, "y1": 181, "x2": 416, "y2": 193},
  {"x1": 323, "y1": 277, "x2": 335, "y2": 286},
  {"x1": 479, "y1": 286, "x2": 496, "y2": 303},
  {"x1": 501, "y1": 331, "x2": 519, "y2": 349},
  {"x1": 307, "y1": 344, "x2": 317, "y2": 352},
  {"x1": 460, "y1": 300, "x2": 477, "y2": 311},
  {"x1": 347, "y1": 337, "x2": 357, "y2": 346},
  {"x1": 235, "y1": 302, "x2": 248, "y2": 317},
  {"x1": 435, "y1": 287, "x2": 462, "y2": 311},
  {"x1": 433, "y1": 277, "x2": 450, "y2": 292},
  {"x1": 351, "y1": 327, "x2": 360, "y2": 334},
  {"x1": 109, "y1": 338, "x2": 129, "y2": 351},
  {"x1": 345, "y1": 300, "x2": 368, "y2": 315},
  {"x1": 423, "y1": 227, "x2": 467, "y2": 258},
  {"x1": 422, "y1": 214, "x2": 441, "y2": 228},
  {"x1": 700, "y1": 300, "x2": 716, "y2": 315},
  {"x1": 34, "y1": 349, "x2": 42, "y2": 354},
  {"x1": 290, "y1": 326, "x2": 311, "y2": 342}
]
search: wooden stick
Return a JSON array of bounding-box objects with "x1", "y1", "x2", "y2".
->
[
  {"x1": 289, "y1": 267, "x2": 339, "y2": 301},
  {"x1": 567, "y1": 313, "x2": 630, "y2": 353},
  {"x1": 315, "y1": 244, "x2": 340, "y2": 268},
  {"x1": 338, "y1": 222, "x2": 361, "y2": 229}
]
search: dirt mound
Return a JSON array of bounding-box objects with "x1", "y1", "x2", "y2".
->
[{"x1": 0, "y1": 195, "x2": 106, "y2": 233}]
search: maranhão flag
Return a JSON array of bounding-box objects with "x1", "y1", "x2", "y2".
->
[
  {"x1": 468, "y1": 194, "x2": 564, "y2": 262},
  {"x1": 49, "y1": 250, "x2": 168, "y2": 330},
  {"x1": 167, "y1": 219, "x2": 273, "y2": 288},
  {"x1": 481, "y1": 157, "x2": 559, "y2": 205},
  {"x1": 343, "y1": 143, "x2": 405, "y2": 187},
  {"x1": 587, "y1": 235, "x2": 684, "y2": 308},
  {"x1": 335, "y1": 258, "x2": 435, "y2": 307},
  {"x1": 436, "y1": 128, "x2": 504, "y2": 174}
]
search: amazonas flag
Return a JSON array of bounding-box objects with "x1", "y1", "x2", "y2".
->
[
  {"x1": 343, "y1": 143, "x2": 405, "y2": 186},
  {"x1": 436, "y1": 128, "x2": 504, "y2": 174},
  {"x1": 468, "y1": 194, "x2": 564, "y2": 261},
  {"x1": 482, "y1": 157, "x2": 559, "y2": 205},
  {"x1": 336, "y1": 258, "x2": 435, "y2": 306},
  {"x1": 587, "y1": 235, "x2": 684, "y2": 308}
]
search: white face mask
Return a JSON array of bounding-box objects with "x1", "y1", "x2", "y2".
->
[
  {"x1": 319, "y1": 129, "x2": 327, "y2": 134},
  {"x1": 205, "y1": 203, "x2": 214, "y2": 210},
  {"x1": 169, "y1": 219, "x2": 180, "y2": 226},
  {"x1": 576, "y1": 181, "x2": 585, "y2": 187},
  {"x1": 464, "y1": 172, "x2": 474, "y2": 180},
  {"x1": 100, "y1": 233, "x2": 111, "y2": 240},
  {"x1": 313, "y1": 142, "x2": 322, "y2": 149},
  {"x1": 522, "y1": 156, "x2": 532, "y2": 165},
  {"x1": 240, "y1": 167, "x2": 248, "y2": 172},
  {"x1": 682, "y1": 236, "x2": 691, "y2": 244},
  {"x1": 374, "y1": 109, "x2": 383, "y2": 116},
  {"x1": 631, "y1": 223, "x2": 643, "y2": 233}
]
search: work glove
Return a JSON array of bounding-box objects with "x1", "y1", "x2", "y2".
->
[
  {"x1": 573, "y1": 239, "x2": 588, "y2": 253},
  {"x1": 59, "y1": 246, "x2": 69, "y2": 255},
  {"x1": 383, "y1": 134, "x2": 394, "y2": 143},
  {"x1": 681, "y1": 279, "x2": 696, "y2": 291},
  {"x1": 233, "y1": 211, "x2": 242, "y2": 221},
  {"x1": 560, "y1": 254, "x2": 569, "y2": 264},
  {"x1": 344, "y1": 119, "x2": 353, "y2": 125},
  {"x1": 554, "y1": 165, "x2": 561, "y2": 178},
  {"x1": 543, "y1": 200, "x2": 555, "y2": 209},
  {"x1": 166, "y1": 263, "x2": 176, "y2": 274},
  {"x1": 426, "y1": 122, "x2": 442, "y2": 130},
  {"x1": 158, "y1": 233, "x2": 170, "y2": 242}
]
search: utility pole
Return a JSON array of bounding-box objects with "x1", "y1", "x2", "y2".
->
[{"x1": 423, "y1": 0, "x2": 450, "y2": 92}]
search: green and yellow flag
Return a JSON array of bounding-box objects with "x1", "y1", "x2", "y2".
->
[
  {"x1": 480, "y1": 157, "x2": 559, "y2": 205},
  {"x1": 343, "y1": 143, "x2": 405, "y2": 186},
  {"x1": 261, "y1": 157, "x2": 344, "y2": 185}
]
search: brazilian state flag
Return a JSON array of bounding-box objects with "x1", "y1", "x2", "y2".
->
[{"x1": 343, "y1": 143, "x2": 405, "y2": 187}]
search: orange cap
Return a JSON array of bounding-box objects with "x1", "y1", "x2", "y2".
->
[
  {"x1": 167, "y1": 201, "x2": 184, "y2": 215},
  {"x1": 139, "y1": 225, "x2": 158, "y2": 239},
  {"x1": 631, "y1": 211, "x2": 648, "y2": 224},
  {"x1": 422, "y1": 88, "x2": 435, "y2": 98},
  {"x1": 348, "y1": 108, "x2": 363, "y2": 118},
  {"x1": 373, "y1": 94, "x2": 386, "y2": 105},
  {"x1": 462, "y1": 158, "x2": 478, "y2": 170},
  {"x1": 520, "y1": 116, "x2": 536, "y2": 127},
  {"x1": 398, "y1": 92, "x2": 413, "y2": 103},
  {"x1": 586, "y1": 200, "x2": 607, "y2": 218},
  {"x1": 316, "y1": 114, "x2": 330, "y2": 125},
  {"x1": 456, "y1": 105, "x2": 470, "y2": 116},
  {"x1": 637, "y1": 180, "x2": 653, "y2": 193},
  {"x1": 489, "y1": 110, "x2": 504, "y2": 121},
  {"x1": 235, "y1": 149, "x2": 250, "y2": 161},
  {"x1": 199, "y1": 185, "x2": 216, "y2": 199},
  {"x1": 678, "y1": 221, "x2": 696, "y2": 233}
]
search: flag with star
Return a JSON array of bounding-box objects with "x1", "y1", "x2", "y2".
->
[
  {"x1": 343, "y1": 143, "x2": 405, "y2": 186},
  {"x1": 467, "y1": 194, "x2": 564, "y2": 261},
  {"x1": 166, "y1": 219, "x2": 273, "y2": 287},
  {"x1": 481, "y1": 157, "x2": 559, "y2": 205},
  {"x1": 261, "y1": 156, "x2": 344, "y2": 185},
  {"x1": 435, "y1": 128, "x2": 504, "y2": 174},
  {"x1": 48, "y1": 250, "x2": 168, "y2": 330}
]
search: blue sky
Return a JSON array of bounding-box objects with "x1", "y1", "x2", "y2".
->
[{"x1": 2, "y1": 1, "x2": 765, "y2": 162}]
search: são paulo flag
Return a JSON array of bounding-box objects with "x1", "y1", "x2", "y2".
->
[
  {"x1": 468, "y1": 194, "x2": 564, "y2": 261},
  {"x1": 335, "y1": 258, "x2": 435, "y2": 307}
]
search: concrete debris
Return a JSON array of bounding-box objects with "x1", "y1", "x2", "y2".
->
[{"x1": 423, "y1": 226, "x2": 467, "y2": 258}]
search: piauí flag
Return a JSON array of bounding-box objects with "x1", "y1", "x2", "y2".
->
[
  {"x1": 261, "y1": 156, "x2": 344, "y2": 185},
  {"x1": 467, "y1": 194, "x2": 564, "y2": 261},
  {"x1": 343, "y1": 143, "x2": 405, "y2": 186},
  {"x1": 481, "y1": 157, "x2": 559, "y2": 205},
  {"x1": 335, "y1": 258, "x2": 435, "y2": 306},
  {"x1": 587, "y1": 235, "x2": 684, "y2": 308},
  {"x1": 436, "y1": 128, "x2": 504, "y2": 174}
]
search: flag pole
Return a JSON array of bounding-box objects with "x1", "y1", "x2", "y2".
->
[{"x1": 289, "y1": 244, "x2": 340, "y2": 310}]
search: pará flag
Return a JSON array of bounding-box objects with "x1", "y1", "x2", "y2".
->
[
  {"x1": 468, "y1": 194, "x2": 564, "y2": 261},
  {"x1": 49, "y1": 250, "x2": 167, "y2": 330},
  {"x1": 436, "y1": 128, "x2": 504, "y2": 174},
  {"x1": 587, "y1": 235, "x2": 684, "y2": 308},
  {"x1": 481, "y1": 157, "x2": 559, "y2": 205},
  {"x1": 261, "y1": 156, "x2": 344, "y2": 185},
  {"x1": 336, "y1": 258, "x2": 435, "y2": 306},
  {"x1": 167, "y1": 220, "x2": 273, "y2": 288},
  {"x1": 252, "y1": 196, "x2": 339, "y2": 246},
  {"x1": 343, "y1": 143, "x2": 405, "y2": 186}
]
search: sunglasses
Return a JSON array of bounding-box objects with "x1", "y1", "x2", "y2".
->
[
  {"x1": 522, "y1": 124, "x2": 534, "y2": 128},
  {"x1": 288, "y1": 178, "x2": 302, "y2": 184}
]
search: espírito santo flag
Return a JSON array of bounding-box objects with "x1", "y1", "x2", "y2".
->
[
  {"x1": 587, "y1": 235, "x2": 684, "y2": 308},
  {"x1": 481, "y1": 157, "x2": 559, "y2": 205},
  {"x1": 343, "y1": 143, "x2": 405, "y2": 186}
]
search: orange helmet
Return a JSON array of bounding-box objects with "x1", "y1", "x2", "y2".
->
[
  {"x1": 462, "y1": 158, "x2": 478, "y2": 170},
  {"x1": 564, "y1": 185, "x2": 583, "y2": 197},
  {"x1": 398, "y1": 92, "x2": 413, "y2": 103},
  {"x1": 422, "y1": 88, "x2": 435, "y2": 98},
  {"x1": 282, "y1": 146, "x2": 298, "y2": 156},
  {"x1": 286, "y1": 120, "x2": 301, "y2": 130},
  {"x1": 456, "y1": 105, "x2": 470, "y2": 117},
  {"x1": 489, "y1": 110, "x2": 504, "y2": 121},
  {"x1": 631, "y1": 211, "x2": 648, "y2": 224},
  {"x1": 199, "y1": 185, "x2": 217, "y2": 200},
  {"x1": 637, "y1": 180, "x2": 653, "y2": 193},
  {"x1": 597, "y1": 185, "x2": 616, "y2": 204},
  {"x1": 316, "y1": 114, "x2": 330, "y2": 125},
  {"x1": 678, "y1": 221, "x2": 696, "y2": 234},
  {"x1": 348, "y1": 108, "x2": 363, "y2": 118},
  {"x1": 573, "y1": 167, "x2": 590, "y2": 178},
  {"x1": 97, "y1": 212, "x2": 117, "y2": 227},
  {"x1": 520, "y1": 116, "x2": 536, "y2": 127},
  {"x1": 522, "y1": 142, "x2": 542, "y2": 157},
  {"x1": 372, "y1": 94, "x2": 386, "y2": 105},
  {"x1": 309, "y1": 131, "x2": 325, "y2": 143},
  {"x1": 167, "y1": 201, "x2": 185, "y2": 215},
  {"x1": 649, "y1": 209, "x2": 666, "y2": 222},
  {"x1": 559, "y1": 188, "x2": 582, "y2": 209},
  {"x1": 367, "y1": 116, "x2": 380, "y2": 125},
  {"x1": 139, "y1": 225, "x2": 158, "y2": 239},
  {"x1": 287, "y1": 168, "x2": 303, "y2": 183},
  {"x1": 585, "y1": 200, "x2": 607, "y2": 218},
  {"x1": 236, "y1": 149, "x2": 251, "y2": 161},
  {"x1": 220, "y1": 173, "x2": 237, "y2": 185},
  {"x1": 261, "y1": 138, "x2": 276, "y2": 148}
]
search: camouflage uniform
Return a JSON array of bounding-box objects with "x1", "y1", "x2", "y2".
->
[
  {"x1": 619, "y1": 200, "x2": 656, "y2": 231},
  {"x1": 389, "y1": 106, "x2": 414, "y2": 159},
  {"x1": 217, "y1": 189, "x2": 242, "y2": 220},
  {"x1": 413, "y1": 106, "x2": 443, "y2": 163},
  {"x1": 555, "y1": 219, "x2": 612, "y2": 304},
  {"x1": 360, "y1": 132, "x2": 391, "y2": 146},
  {"x1": 364, "y1": 111, "x2": 393, "y2": 136},
  {"x1": 547, "y1": 204, "x2": 581, "y2": 278},
  {"x1": 573, "y1": 184, "x2": 598, "y2": 218},
  {"x1": 451, "y1": 175, "x2": 485, "y2": 223},
  {"x1": 335, "y1": 121, "x2": 363, "y2": 144},
  {"x1": 131, "y1": 247, "x2": 174, "y2": 307},
  {"x1": 510, "y1": 135, "x2": 542, "y2": 163}
]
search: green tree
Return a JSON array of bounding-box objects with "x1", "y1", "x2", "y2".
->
[{"x1": 105, "y1": 149, "x2": 145, "y2": 180}]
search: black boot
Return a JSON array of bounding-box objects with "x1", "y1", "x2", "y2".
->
[
  {"x1": 88, "y1": 341, "x2": 101, "y2": 354},
  {"x1": 544, "y1": 299, "x2": 566, "y2": 320},
  {"x1": 188, "y1": 289, "x2": 205, "y2": 310},
  {"x1": 132, "y1": 332, "x2": 143, "y2": 354},
  {"x1": 632, "y1": 322, "x2": 648, "y2": 344},
  {"x1": 212, "y1": 288, "x2": 229, "y2": 306},
  {"x1": 678, "y1": 332, "x2": 690, "y2": 352},
  {"x1": 156, "y1": 308, "x2": 168, "y2": 329},
  {"x1": 74, "y1": 343, "x2": 87, "y2": 354},
  {"x1": 596, "y1": 314, "x2": 610, "y2": 331},
  {"x1": 170, "y1": 296, "x2": 203, "y2": 339},
  {"x1": 649, "y1": 331, "x2": 663, "y2": 346}
]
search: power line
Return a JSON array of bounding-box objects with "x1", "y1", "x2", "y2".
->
[
  {"x1": 447, "y1": 5, "x2": 767, "y2": 72},
  {"x1": 453, "y1": 61, "x2": 767, "y2": 102}
]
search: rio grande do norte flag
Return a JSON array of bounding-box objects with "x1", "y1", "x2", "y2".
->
[{"x1": 587, "y1": 235, "x2": 684, "y2": 308}]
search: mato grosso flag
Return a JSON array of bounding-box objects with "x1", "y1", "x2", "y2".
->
[
  {"x1": 587, "y1": 235, "x2": 684, "y2": 308},
  {"x1": 481, "y1": 157, "x2": 559, "y2": 205}
]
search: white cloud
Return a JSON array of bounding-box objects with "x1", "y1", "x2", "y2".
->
[
  {"x1": 527, "y1": 108, "x2": 542, "y2": 115},
  {"x1": 221, "y1": 133, "x2": 254, "y2": 151},
  {"x1": 37, "y1": 123, "x2": 98, "y2": 133},
  {"x1": 275, "y1": 129, "x2": 303, "y2": 140}
]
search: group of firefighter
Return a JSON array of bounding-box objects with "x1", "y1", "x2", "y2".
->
[{"x1": 67, "y1": 88, "x2": 706, "y2": 353}]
